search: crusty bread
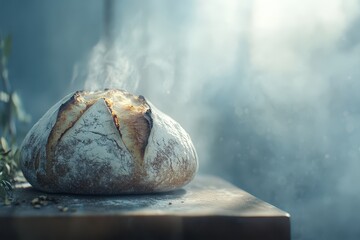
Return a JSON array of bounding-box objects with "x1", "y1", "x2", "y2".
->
[{"x1": 20, "y1": 89, "x2": 198, "y2": 194}]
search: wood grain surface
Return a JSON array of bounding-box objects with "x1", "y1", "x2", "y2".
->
[{"x1": 0, "y1": 175, "x2": 290, "y2": 240}]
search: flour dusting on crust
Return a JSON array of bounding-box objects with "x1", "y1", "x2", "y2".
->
[{"x1": 20, "y1": 89, "x2": 198, "y2": 194}]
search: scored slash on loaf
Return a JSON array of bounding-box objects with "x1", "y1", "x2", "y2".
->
[{"x1": 20, "y1": 89, "x2": 198, "y2": 194}]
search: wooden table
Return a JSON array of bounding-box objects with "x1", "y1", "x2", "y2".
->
[{"x1": 0, "y1": 175, "x2": 290, "y2": 240}]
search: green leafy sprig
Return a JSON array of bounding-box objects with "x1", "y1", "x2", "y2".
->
[{"x1": 0, "y1": 137, "x2": 19, "y2": 205}]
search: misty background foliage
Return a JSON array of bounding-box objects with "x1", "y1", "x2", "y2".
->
[
  {"x1": 0, "y1": 35, "x2": 30, "y2": 203},
  {"x1": 1, "y1": 0, "x2": 360, "y2": 239}
]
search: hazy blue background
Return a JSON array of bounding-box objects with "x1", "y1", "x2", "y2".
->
[{"x1": 1, "y1": 1, "x2": 360, "y2": 239}]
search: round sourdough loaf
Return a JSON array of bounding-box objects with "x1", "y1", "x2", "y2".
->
[{"x1": 20, "y1": 89, "x2": 198, "y2": 194}]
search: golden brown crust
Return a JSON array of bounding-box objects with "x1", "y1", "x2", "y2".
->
[
  {"x1": 44, "y1": 90, "x2": 154, "y2": 191},
  {"x1": 45, "y1": 92, "x2": 93, "y2": 189}
]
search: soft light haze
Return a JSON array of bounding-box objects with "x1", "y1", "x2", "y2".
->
[{"x1": 1, "y1": 1, "x2": 360, "y2": 239}]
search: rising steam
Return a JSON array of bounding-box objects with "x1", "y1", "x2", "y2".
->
[{"x1": 83, "y1": 40, "x2": 140, "y2": 91}]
